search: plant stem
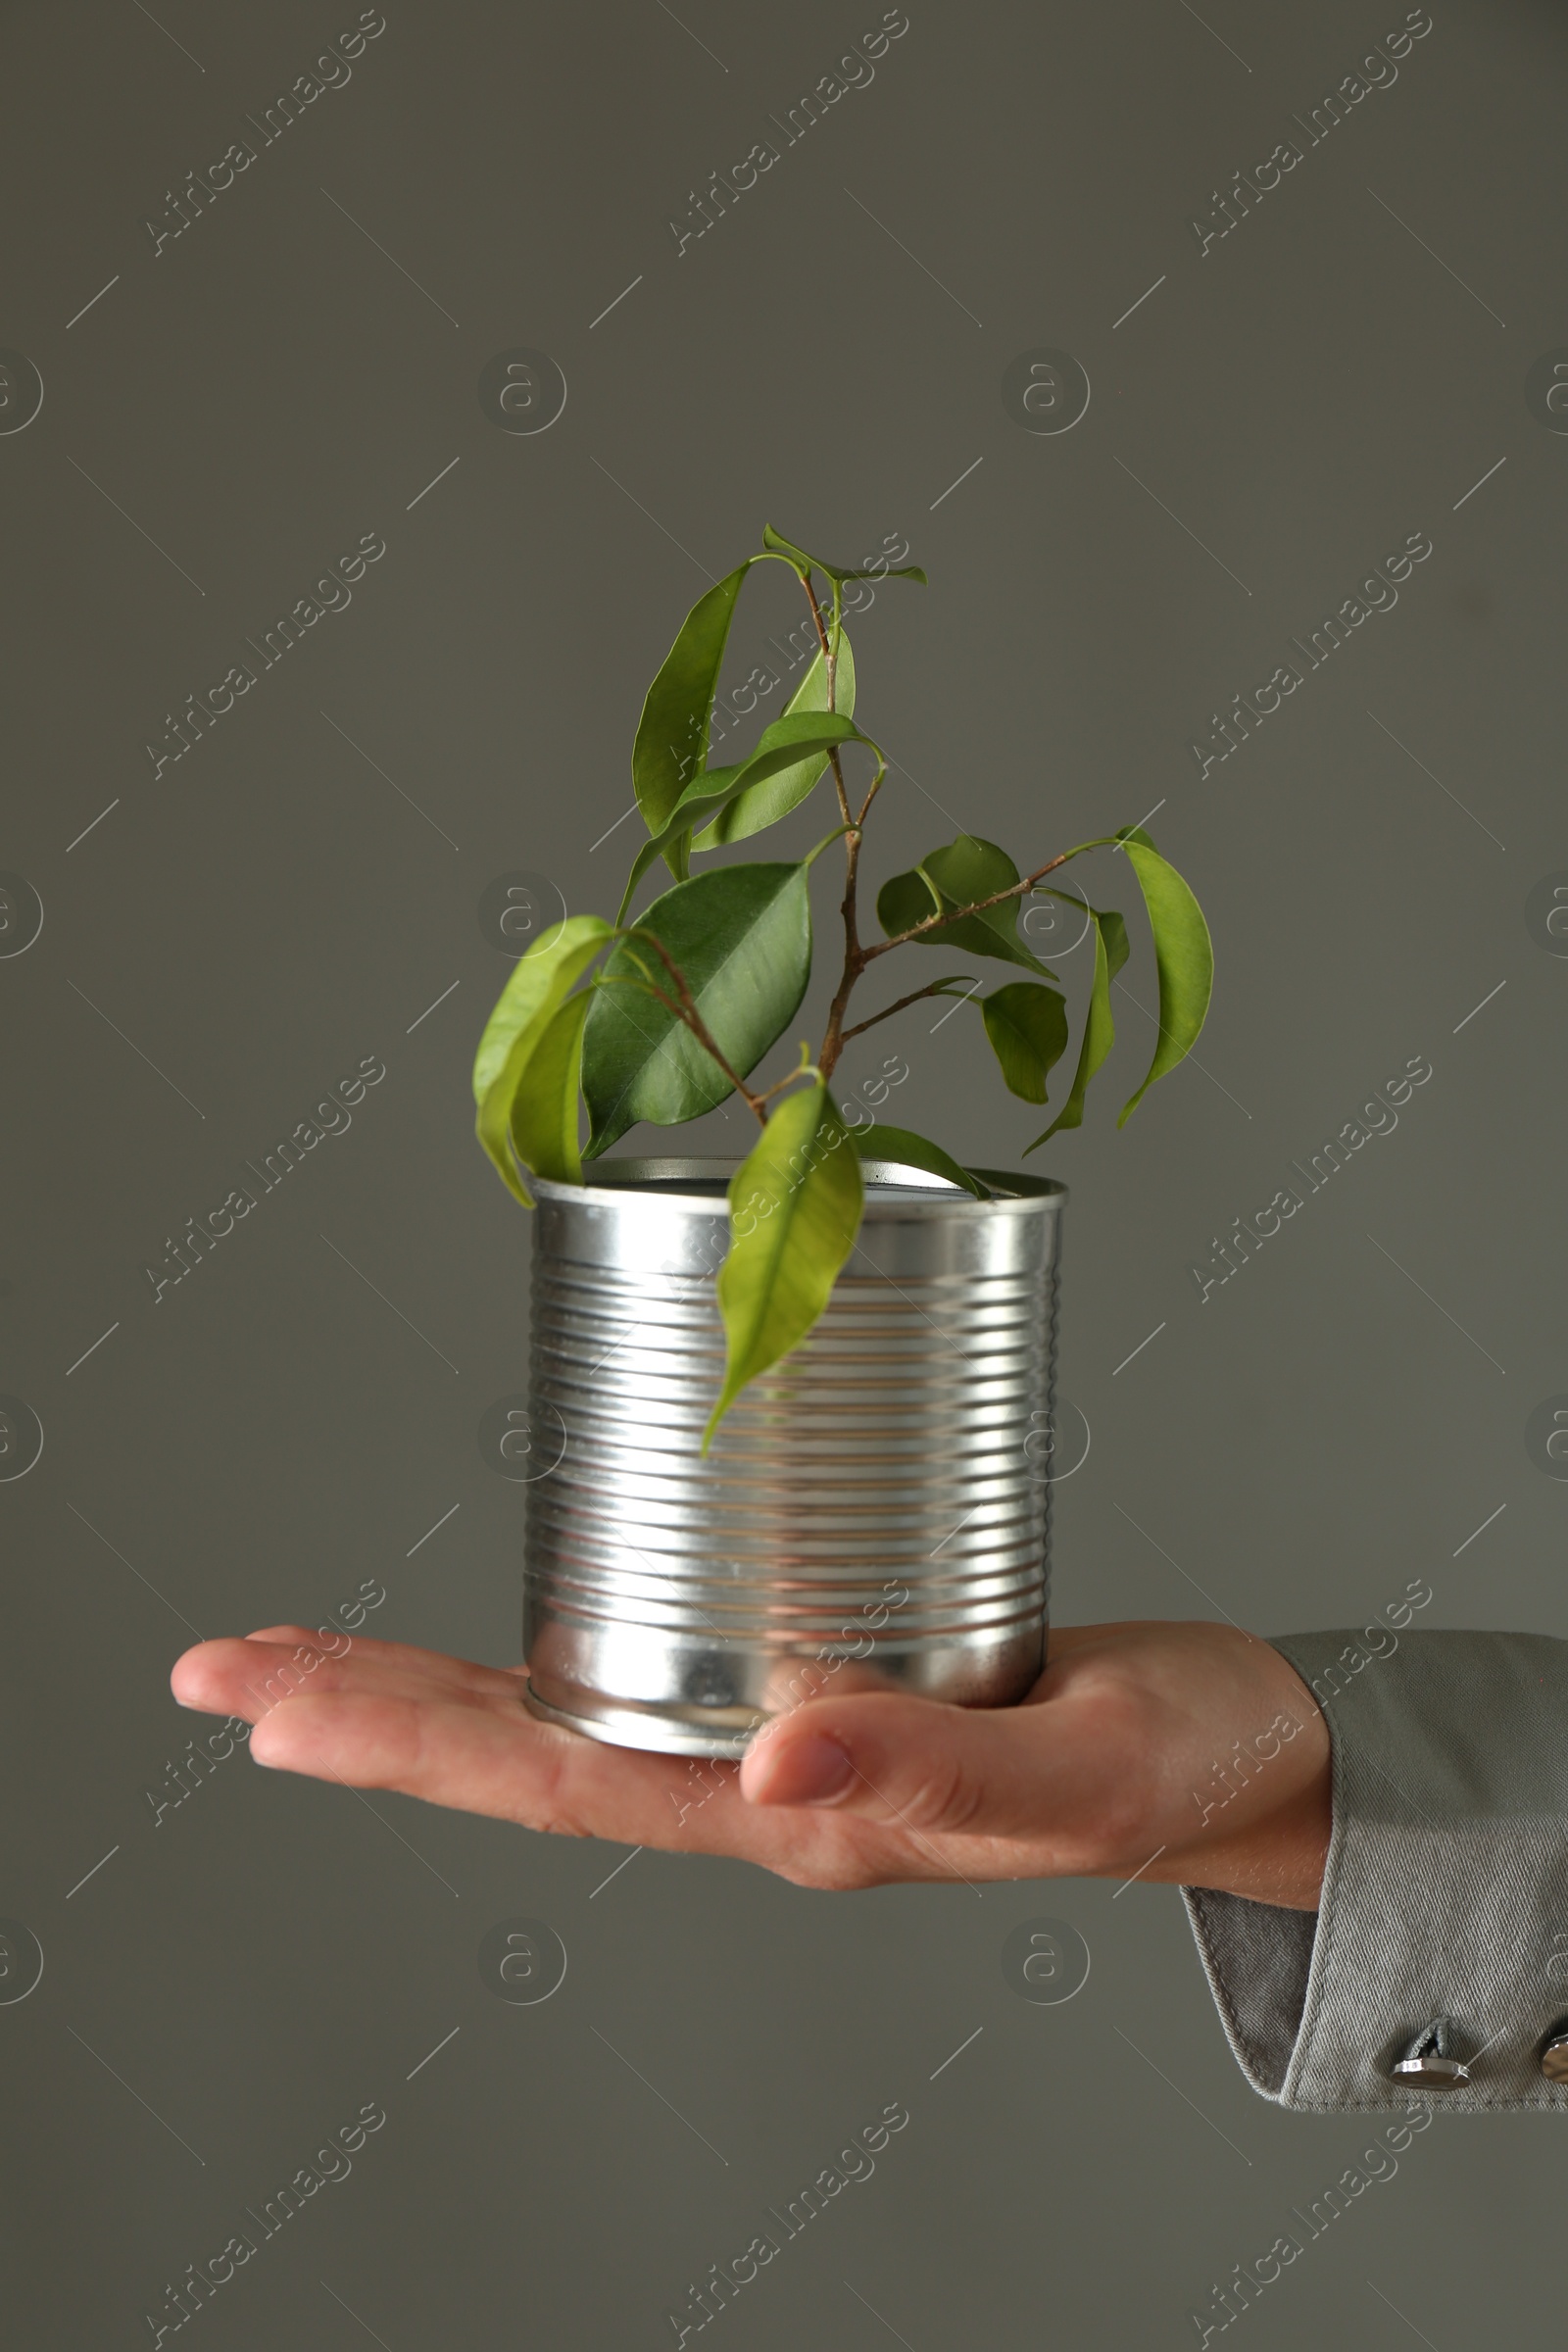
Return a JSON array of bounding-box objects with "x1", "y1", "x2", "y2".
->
[
  {"x1": 818, "y1": 828, "x2": 865, "y2": 1084},
  {"x1": 792, "y1": 564, "x2": 1074, "y2": 1086},
  {"x1": 862, "y1": 852, "x2": 1076, "y2": 960},
  {"x1": 799, "y1": 569, "x2": 854, "y2": 826},
  {"x1": 752, "y1": 1058, "x2": 811, "y2": 1106},
  {"x1": 816, "y1": 852, "x2": 1079, "y2": 1080},
  {"x1": 795, "y1": 564, "x2": 868, "y2": 1087},
  {"x1": 838, "y1": 977, "x2": 976, "y2": 1045},
  {"x1": 616, "y1": 932, "x2": 769, "y2": 1124}
]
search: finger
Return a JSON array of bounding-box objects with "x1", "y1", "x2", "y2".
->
[
  {"x1": 242, "y1": 1627, "x2": 524, "y2": 1697},
  {"x1": 171, "y1": 1635, "x2": 520, "y2": 1726},
  {"x1": 247, "y1": 1690, "x2": 591, "y2": 1827},
  {"x1": 238, "y1": 1680, "x2": 896, "y2": 1889},
  {"x1": 738, "y1": 1683, "x2": 1115, "y2": 1853},
  {"x1": 1046, "y1": 1619, "x2": 1154, "y2": 1659},
  {"x1": 243, "y1": 1687, "x2": 788, "y2": 1863}
]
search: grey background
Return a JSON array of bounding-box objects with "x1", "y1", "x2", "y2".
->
[{"x1": 3, "y1": 0, "x2": 1564, "y2": 2341}]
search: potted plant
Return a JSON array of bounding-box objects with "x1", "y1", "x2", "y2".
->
[{"x1": 472, "y1": 526, "x2": 1213, "y2": 1756}]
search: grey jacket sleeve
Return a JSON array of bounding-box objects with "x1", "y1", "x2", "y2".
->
[{"x1": 1181, "y1": 1628, "x2": 1568, "y2": 2112}]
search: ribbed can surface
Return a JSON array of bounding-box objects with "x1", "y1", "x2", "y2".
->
[{"x1": 522, "y1": 1157, "x2": 1066, "y2": 1757}]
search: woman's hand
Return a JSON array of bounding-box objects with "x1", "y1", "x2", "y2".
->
[{"x1": 170, "y1": 1619, "x2": 1331, "y2": 1909}]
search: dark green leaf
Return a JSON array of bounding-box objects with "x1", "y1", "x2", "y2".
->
[
  {"x1": 981, "y1": 983, "x2": 1070, "y2": 1104},
  {"x1": 632, "y1": 562, "x2": 757, "y2": 879},
  {"x1": 874, "y1": 861, "x2": 941, "y2": 930},
  {"x1": 850, "y1": 1123, "x2": 990, "y2": 1198},
  {"x1": 582, "y1": 864, "x2": 811, "y2": 1155},
  {"x1": 510, "y1": 993, "x2": 589, "y2": 1186},
  {"x1": 1112, "y1": 837, "x2": 1214, "y2": 1125},
  {"x1": 692, "y1": 635, "x2": 858, "y2": 850},
  {"x1": 616, "y1": 710, "x2": 863, "y2": 924},
  {"x1": 1024, "y1": 906, "x2": 1128, "y2": 1150},
  {"x1": 472, "y1": 915, "x2": 612, "y2": 1206},
  {"x1": 876, "y1": 834, "x2": 1057, "y2": 977},
  {"x1": 706, "y1": 1084, "x2": 863, "y2": 1446},
  {"x1": 761, "y1": 523, "x2": 927, "y2": 587}
]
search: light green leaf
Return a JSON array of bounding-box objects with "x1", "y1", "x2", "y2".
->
[
  {"x1": 1113, "y1": 836, "x2": 1214, "y2": 1125},
  {"x1": 850, "y1": 1122, "x2": 990, "y2": 1198},
  {"x1": 473, "y1": 916, "x2": 612, "y2": 1206},
  {"x1": 582, "y1": 864, "x2": 811, "y2": 1155},
  {"x1": 471, "y1": 914, "x2": 612, "y2": 1106},
  {"x1": 616, "y1": 710, "x2": 864, "y2": 924},
  {"x1": 1013, "y1": 825, "x2": 1212, "y2": 1128},
  {"x1": 632, "y1": 561, "x2": 758, "y2": 877},
  {"x1": 692, "y1": 635, "x2": 858, "y2": 850},
  {"x1": 761, "y1": 524, "x2": 927, "y2": 587},
  {"x1": 981, "y1": 983, "x2": 1070, "y2": 1104},
  {"x1": 706, "y1": 1084, "x2": 864, "y2": 1446},
  {"x1": 1024, "y1": 906, "x2": 1129, "y2": 1151},
  {"x1": 876, "y1": 834, "x2": 1057, "y2": 977},
  {"x1": 510, "y1": 992, "x2": 589, "y2": 1188}
]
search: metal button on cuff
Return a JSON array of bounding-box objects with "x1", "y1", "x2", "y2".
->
[
  {"x1": 1389, "y1": 2018, "x2": 1472, "y2": 2089},
  {"x1": 1539, "y1": 2025, "x2": 1568, "y2": 2082}
]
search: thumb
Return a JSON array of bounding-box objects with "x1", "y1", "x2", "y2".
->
[{"x1": 739, "y1": 1688, "x2": 1068, "y2": 1840}]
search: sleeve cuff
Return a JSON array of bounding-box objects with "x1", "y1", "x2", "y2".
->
[{"x1": 1182, "y1": 1627, "x2": 1568, "y2": 2111}]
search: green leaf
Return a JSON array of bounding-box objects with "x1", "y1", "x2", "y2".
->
[
  {"x1": 1112, "y1": 836, "x2": 1215, "y2": 1125},
  {"x1": 471, "y1": 913, "x2": 612, "y2": 1106},
  {"x1": 981, "y1": 983, "x2": 1070, "y2": 1104},
  {"x1": 616, "y1": 710, "x2": 863, "y2": 924},
  {"x1": 876, "y1": 834, "x2": 1057, "y2": 977},
  {"x1": 850, "y1": 1122, "x2": 990, "y2": 1198},
  {"x1": 692, "y1": 635, "x2": 858, "y2": 850},
  {"x1": 761, "y1": 523, "x2": 927, "y2": 587},
  {"x1": 632, "y1": 562, "x2": 758, "y2": 877},
  {"x1": 582, "y1": 864, "x2": 811, "y2": 1155},
  {"x1": 706, "y1": 1084, "x2": 863, "y2": 1446},
  {"x1": 1024, "y1": 906, "x2": 1129, "y2": 1150},
  {"x1": 1038, "y1": 826, "x2": 1213, "y2": 1121},
  {"x1": 874, "y1": 863, "x2": 940, "y2": 929},
  {"x1": 510, "y1": 993, "x2": 589, "y2": 1186},
  {"x1": 472, "y1": 915, "x2": 612, "y2": 1206}
]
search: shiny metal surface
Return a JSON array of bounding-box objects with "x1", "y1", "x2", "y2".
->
[
  {"x1": 1541, "y1": 2033, "x2": 1568, "y2": 2082},
  {"x1": 521, "y1": 1156, "x2": 1066, "y2": 1757},
  {"x1": 1390, "y1": 2018, "x2": 1472, "y2": 2089}
]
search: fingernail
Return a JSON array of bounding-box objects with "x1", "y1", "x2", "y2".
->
[{"x1": 777, "y1": 1732, "x2": 855, "y2": 1806}]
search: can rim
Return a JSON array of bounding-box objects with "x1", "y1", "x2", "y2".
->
[{"x1": 532, "y1": 1155, "x2": 1067, "y2": 1215}]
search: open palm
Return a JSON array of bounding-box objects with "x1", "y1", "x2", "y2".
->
[{"x1": 172, "y1": 1618, "x2": 1329, "y2": 1908}]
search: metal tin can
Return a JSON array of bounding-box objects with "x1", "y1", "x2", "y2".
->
[{"x1": 521, "y1": 1156, "x2": 1066, "y2": 1757}]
